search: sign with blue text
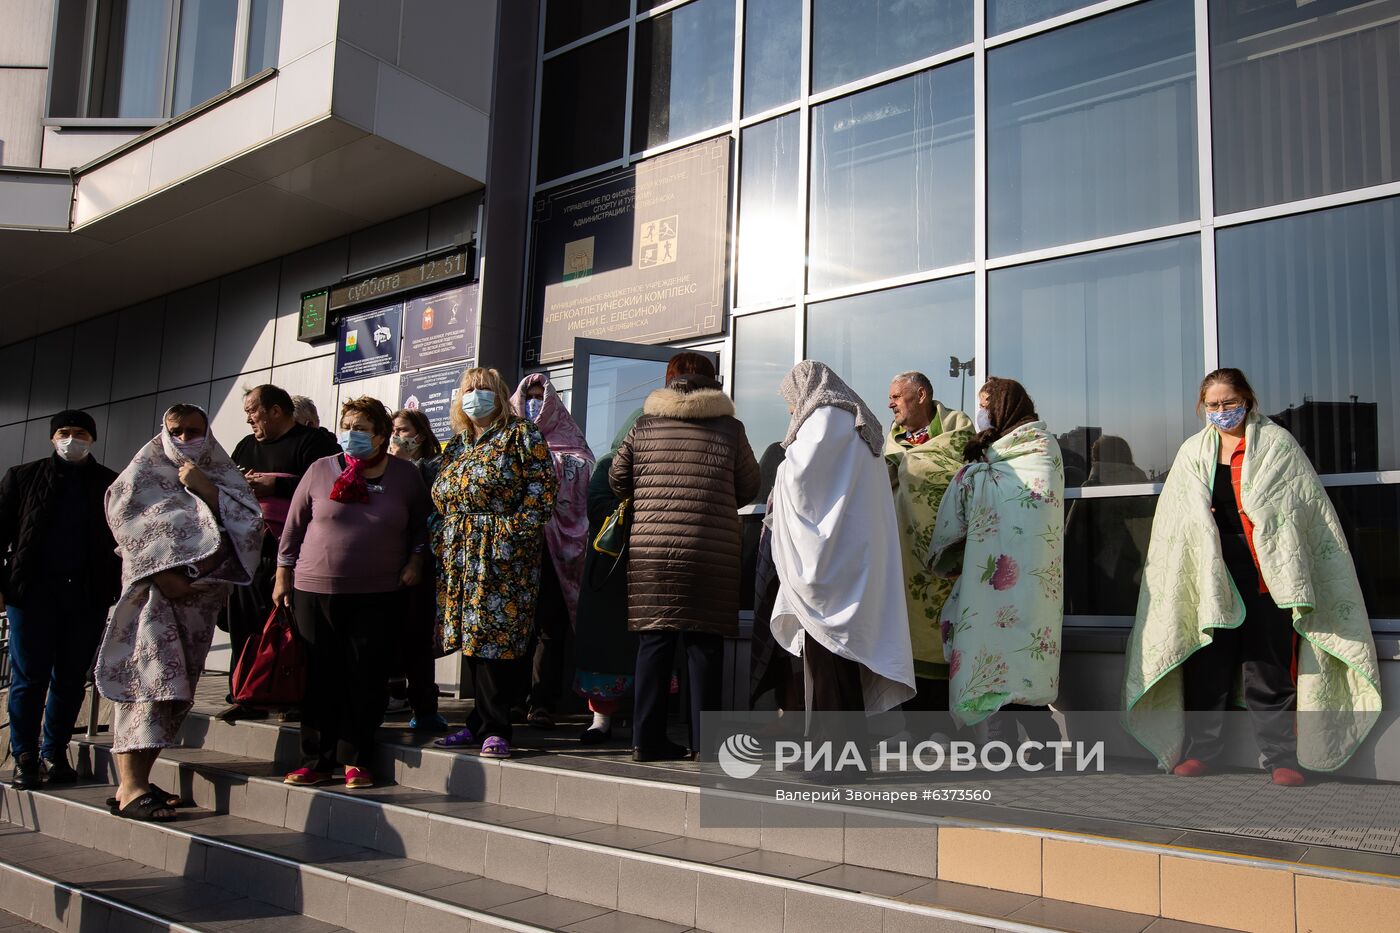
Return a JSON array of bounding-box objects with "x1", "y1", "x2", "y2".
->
[
  {"x1": 335, "y1": 304, "x2": 403, "y2": 384},
  {"x1": 398, "y1": 364, "x2": 465, "y2": 442}
]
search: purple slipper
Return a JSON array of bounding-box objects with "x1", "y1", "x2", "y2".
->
[
  {"x1": 433, "y1": 727, "x2": 476, "y2": 748},
  {"x1": 479, "y1": 736, "x2": 511, "y2": 759}
]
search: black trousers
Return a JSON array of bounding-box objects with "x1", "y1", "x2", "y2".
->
[
  {"x1": 803, "y1": 634, "x2": 866, "y2": 748},
  {"x1": 634, "y1": 630, "x2": 721, "y2": 754},
  {"x1": 464, "y1": 656, "x2": 513, "y2": 742},
  {"x1": 226, "y1": 540, "x2": 276, "y2": 702},
  {"x1": 984, "y1": 704, "x2": 1062, "y2": 746},
  {"x1": 293, "y1": 590, "x2": 393, "y2": 770},
  {"x1": 1182, "y1": 533, "x2": 1298, "y2": 769},
  {"x1": 390, "y1": 576, "x2": 439, "y2": 719},
  {"x1": 524, "y1": 557, "x2": 568, "y2": 713}
]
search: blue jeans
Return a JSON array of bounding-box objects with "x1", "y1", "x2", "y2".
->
[{"x1": 6, "y1": 591, "x2": 106, "y2": 760}]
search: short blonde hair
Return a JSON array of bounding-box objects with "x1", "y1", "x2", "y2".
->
[{"x1": 450, "y1": 367, "x2": 514, "y2": 439}]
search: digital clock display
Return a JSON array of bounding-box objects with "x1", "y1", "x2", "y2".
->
[{"x1": 328, "y1": 248, "x2": 470, "y2": 313}]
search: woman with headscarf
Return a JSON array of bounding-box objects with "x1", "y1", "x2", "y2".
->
[
  {"x1": 433, "y1": 368, "x2": 557, "y2": 759},
  {"x1": 97, "y1": 404, "x2": 263, "y2": 821},
  {"x1": 928, "y1": 378, "x2": 1064, "y2": 743},
  {"x1": 768, "y1": 362, "x2": 916, "y2": 725},
  {"x1": 572, "y1": 409, "x2": 642, "y2": 744},
  {"x1": 610, "y1": 352, "x2": 760, "y2": 761},
  {"x1": 509, "y1": 374, "x2": 595, "y2": 728}
]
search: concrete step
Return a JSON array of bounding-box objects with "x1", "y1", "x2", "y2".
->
[
  {"x1": 0, "y1": 814, "x2": 341, "y2": 932},
  {"x1": 61, "y1": 737, "x2": 1260, "y2": 933},
  {"x1": 111, "y1": 712, "x2": 1400, "y2": 933}
]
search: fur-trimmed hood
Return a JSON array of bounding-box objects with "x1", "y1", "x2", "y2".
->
[{"x1": 643, "y1": 387, "x2": 735, "y2": 420}]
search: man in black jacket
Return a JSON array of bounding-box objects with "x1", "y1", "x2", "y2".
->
[
  {"x1": 0, "y1": 409, "x2": 121, "y2": 789},
  {"x1": 219, "y1": 384, "x2": 340, "y2": 721}
]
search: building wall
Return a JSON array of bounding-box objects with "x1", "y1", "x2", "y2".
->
[
  {"x1": 0, "y1": 0, "x2": 53, "y2": 166},
  {"x1": 0, "y1": 194, "x2": 481, "y2": 475}
]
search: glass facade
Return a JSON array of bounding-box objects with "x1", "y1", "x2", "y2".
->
[{"x1": 529, "y1": 0, "x2": 1400, "y2": 619}]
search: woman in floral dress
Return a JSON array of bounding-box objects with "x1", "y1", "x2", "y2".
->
[
  {"x1": 928, "y1": 378, "x2": 1064, "y2": 749},
  {"x1": 433, "y1": 367, "x2": 556, "y2": 759}
]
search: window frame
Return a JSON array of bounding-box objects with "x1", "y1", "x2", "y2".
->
[{"x1": 46, "y1": 0, "x2": 274, "y2": 125}]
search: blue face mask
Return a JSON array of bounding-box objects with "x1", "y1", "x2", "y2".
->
[
  {"x1": 461, "y1": 389, "x2": 497, "y2": 419},
  {"x1": 338, "y1": 429, "x2": 377, "y2": 459},
  {"x1": 525, "y1": 398, "x2": 545, "y2": 421},
  {"x1": 1206, "y1": 406, "x2": 1247, "y2": 431}
]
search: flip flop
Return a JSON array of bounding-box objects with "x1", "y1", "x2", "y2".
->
[
  {"x1": 433, "y1": 727, "x2": 476, "y2": 748},
  {"x1": 112, "y1": 792, "x2": 177, "y2": 823},
  {"x1": 107, "y1": 783, "x2": 182, "y2": 811}
]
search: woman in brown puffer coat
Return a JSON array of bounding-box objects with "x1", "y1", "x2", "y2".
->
[{"x1": 610, "y1": 352, "x2": 760, "y2": 761}]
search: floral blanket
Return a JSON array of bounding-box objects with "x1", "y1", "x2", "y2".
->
[
  {"x1": 1123, "y1": 413, "x2": 1381, "y2": 771},
  {"x1": 96, "y1": 428, "x2": 262, "y2": 704},
  {"x1": 928, "y1": 422, "x2": 1064, "y2": 727},
  {"x1": 884, "y1": 404, "x2": 974, "y2": 678}
]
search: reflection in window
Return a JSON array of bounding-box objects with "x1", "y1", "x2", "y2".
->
[
  {"x1": 810, "y1": 61, "x2": 973, "y2": 292},
  {"x1": 1329, "y1": 485, "x2": 1400, "y2": 618},
  {"x1": 734, "y1": 308, "x2": 796, "y2": 472},
  {"x1": 987, "y1": 0, "x2": 1198, "y2": 256},
  {"x1": 989, "y1": 236, "x2": 1203, "y2": 488},
  {"x1": 90, "y1": 0, "x2": 170, "y2": 117},
  {"x1": 1217, "y1": 197, "x2": 1400, "y2": 474},
  {"x1": 173, "y1": 0, "x2": 239, "y2": 115},
  {"x1": 632, "y1": 0, "x2": 735, "y2": 152},
  {"x1": 806, "y1": 276, "x2": 975, "y2": 424},
  {"x1": 812, "y1": 0, "x2": 971, "y2": 93},
  {"x1": 245, "y1": 0, "x2": 283, "y2": 75},
  {"x1": 544, "y1": 0, "x2": 629, "y2": 52},
  {"x1": 1064, "y1": 495, "x2": 1158, "y2": 615},
  {"x1": 738, "y1": 114, "x2": 800, "y2": 308},
  {"x1": 989, "y1": 0, "x2": 1097, "y2": 35},
  {"x1": 539, "y1": 31, "x2": 629, "y2": 182},
  {"x1": 1211, "y1": 0, "x2": 1400, "y2": 215},
  {"x1": 743, "y1": 0, "x2": 802, "y2": 116}
]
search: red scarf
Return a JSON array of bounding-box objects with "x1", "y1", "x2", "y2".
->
[{"x1": 329, "y1": 449, "x2": 387, "y2": 503}]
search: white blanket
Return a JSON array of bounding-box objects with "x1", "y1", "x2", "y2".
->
[{"x1": 769, "y1": 407, "x2": 916, "y2": 713}]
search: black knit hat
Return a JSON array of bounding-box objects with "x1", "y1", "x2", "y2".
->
[{"x1": 50, "y1": 409, "x2": 97, "y2": 440}]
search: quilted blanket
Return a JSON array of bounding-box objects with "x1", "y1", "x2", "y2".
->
[
  {"x1": 1123, "y1": 412, "x2": 1381, "y2": 771},
  {"x1": 929, "y1": 422, "x2": 1065, "y2": 727}
]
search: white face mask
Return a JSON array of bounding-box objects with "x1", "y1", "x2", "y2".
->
[
  {"x1": 54, "y1": 437, "x2": 91, "y2": 463},
  {"x1": 171, "y1": 435, "x2": 206, "y2": 460},
  {"x1": 973, "y1": 406, "x2": 993, "y2": 434}
]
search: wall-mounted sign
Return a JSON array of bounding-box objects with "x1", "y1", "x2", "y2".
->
[
  {"x1": 402, "y1": 283, "x2": 479, "y2": 371},
  {"x1": 298, "y1": 289, "x2": 329, "y2": 342},
  {"x1": 334, "y1": 304, "x2": 403, "y2": 384},
  {"x1": 329, "y1": 247, "x2": 471, "y2": 313},
  {"x1": 399, "y1": 364, "x2": 465, "y2": 442},
  {"x1": 529, "y1": 136, "x2": 731, "y2": 364}
]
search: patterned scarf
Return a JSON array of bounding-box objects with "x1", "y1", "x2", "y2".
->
[
  {"x1": 329, "y1": 447, "x2": 387, "y2": 503},
  {"x1": 779, "y1": 360, "x2": 884, "y2": 457}
]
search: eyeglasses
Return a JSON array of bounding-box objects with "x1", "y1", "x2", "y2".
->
[{"x1": 1202, "y1": 399, "x2": 1245, "y2": 412}]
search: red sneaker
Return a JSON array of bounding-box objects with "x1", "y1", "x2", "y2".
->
[
  {"x1": 1172, "y1": 758, "x2": 1209, "y2": 777},
  {"x1": 1271, "y1": 767, "x2": 1305, "y2": 786}
]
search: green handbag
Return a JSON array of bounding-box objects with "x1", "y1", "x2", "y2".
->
[{"x1": 592, "y1": 498, "x2": 630, "y2": 558}]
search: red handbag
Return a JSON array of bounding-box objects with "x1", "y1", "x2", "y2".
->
[{"x1": 231, "y1": 606, "x2": 306, "y2": 708}]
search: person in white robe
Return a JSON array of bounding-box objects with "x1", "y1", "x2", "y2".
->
[{"x1": 768, "y1": 361, "x2": 917, "y2": 727}]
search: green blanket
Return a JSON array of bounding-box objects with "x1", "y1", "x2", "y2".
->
[
  {"x1": 1123, "y1": 413, "x2": 1381, "y2": 771},
  {"x1": 929, "y1": 422, "x2": 1065, "y2": 727},
  {"x1": 884, "y1": 405, "x2": 974, "y2": 678}
]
